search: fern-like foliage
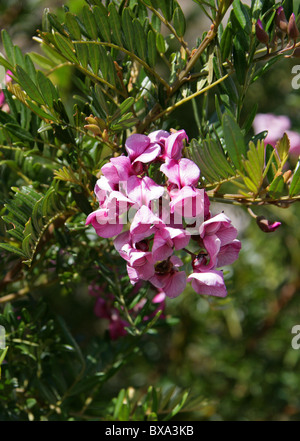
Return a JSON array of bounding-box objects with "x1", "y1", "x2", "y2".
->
[{"x1": 0, "y1": 185, "x2": 76, "y2": 266}]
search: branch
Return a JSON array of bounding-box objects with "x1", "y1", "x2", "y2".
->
[{"x1": 154, "y1": 73, "x2": 230, "y2": 121}]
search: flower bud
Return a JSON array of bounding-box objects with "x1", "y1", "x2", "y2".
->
[
  {"x1": 84, "y1": 124, "x2": 102, "y2": 135},
  {"x1": 275, "y1": 6, "x2": 288, "y2": 33},
  {"x1": 256, "y1": 216, "x2": 281, "y2": 233},
  {"x1": 102, "y1": 129, "x2": 109, "y2": 142},
  {"x1": 256, "y1": 19, "x2": 269, "y2": 45},
  {"x1": 288, "y1": 13, "x2": 299, "y2": 42},
  {"x1": 85, "y1": 114, "x2": 98, "y2": 125},
  {"x1": 283, "y1": 169, "x2": 292, "y2": 183}
]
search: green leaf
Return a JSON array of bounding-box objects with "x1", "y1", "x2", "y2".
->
[
  {"x1": 156, "y1": 32, "x2": 166, "y2": 54},
  {"x1": 133, "y1": 19, "x2": 147, "y2": 60},
  {"x1": 251, "y1": 0, "x2": 263, "y2": 20},
  {"x1": 13, "y1": 46, "x2": 25, "y2": 70},
  {"x1": 0, "y1": 54, "x2": 14, "y2": 72},
  {"x1": 24, "y1": 53, "x2": 37, "y2": 79},
  {"x1": 275, "y1": 133, "x2": 290, "y2": 164},
  {"x1": 119, "y1": 97, "x2": 135, "y2": 116},
  {"x1": 0, "y1": 243, "x2": 26, "y2": 257},
  {"x1": 159, "y1": 0, "x2": 174, "y2": 21},
  {"x1": 173, "y1": 6, "x2": 186, "y2": 37},
  {"x1": 151, "y1": 13, "x2": 161, "y2": 32},
  {"x1": 1, "y1": 30, "x2": 15, "y2": 66},
  {"x1": 87, "y1": 43, "x2": 100, "y2": 75},
  {"x1": 207, "y1": 137, "x2": 235, "y2": 177},
  {"x1": 47, "y1": 12, "x2": 67, "y2": 34},
  {"x1": 0, "y1": 347, "x2": 9, "y2": 365},
  {"x1": 41, "y1": 189, "x2": 58, "y2": 216},
  {"x1": 241, "y1": 140, "x2": 264, "y2": 194},
  {"x1": 31, "y1": 198, "x2": 44, "y2": 233},
  {"x1": 222, "y1": 113, "x2": 247, "y2": 169},
  {"x1": 40, "y1": 42, "x2": 67, "y2": 65},
  {"x1": 268, "y1": 174, "x2": 285, "y2": 197},
  {"x1": 106, "y1": 52, "x2": 117, "y2": 87},
  {"x1": 93, "y1": 5, "x2": 111, "y2": 43},
  {"x1": 213, "y1": 56, "x2": 238, "y2": 104},
  {"x1": 65, "y1": 12, "x2": 82, "y2": 40},
  {"x1": 220, "y1": 24, "x2": 233, "y2": 62},
  {"x1": 15, "y1": 65, "x2": 44, "y2": 105},
  {"x1": 187, "y1": 139, "x2": 221, "y2": 183},
  {"x1": 93, "y1": 84, "x2": 109, "y2": 116},
  {"x1": 289, "y1": 160, "x2": 300, "y2": 197},
  {"x1": 147, "y1": 29, "x2": 157, "y2": 67},
  {"x1": 0, "y1": 108, "x2": 16, "y2": 125},
  {"x1": 96, "y1": 44, "x2": 109, "y2": 80},
  {"x1": 163, "y1": 390, "x2": 189, "y2": 421},
  {"x1": 122, "y1": 8, "x2": 135, "y2": 54},
  {"x1": 232, "y1": 0, "x2": 251, "y2": 33},
  {"x1": 74, "y1": 42, "x2": 89, "y2": 69},
  {"x1": 4, "y1": 123, "x2": 35, "y2": 142},
  {"x1": 233, "y1": 35, "x2": 247, "y2": 85},
  {"x1": 108, "y1": 3, "x2": 123, "y2": 47},
  {"x1": 252, "y1": 56, "x2": 281, "y2": 83},
  {"x1": 113, "y1": 388, "x2": 126, "y2": 420},
  {"x1": 36, "y1": 71, "x2": 58, "y2": 108},
  {"x1": 110, "y1": 113, "x2": 139, "y2": 131},
  {"x1": 242, "y1": 103, "x2": 258, "y2": 135},
  {"x1": 29, "y1": 52, "x2": 56, "y2": 70},
  {"x1": 53, "y1": 33, "x2": 78, "y2": 63},
  {"x1": 26, "y1": 100, "x2": 57, "y2": 122},
  {"x1": 82, "y1": 5, "x2": 98, "y2": 40}
]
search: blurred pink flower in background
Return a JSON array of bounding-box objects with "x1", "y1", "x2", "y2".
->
[
  {"x1": 0, "y1": 70, "x2": 12, "y2": 112},
  {"x1": 253, "y1": 113, "x2": 300, "y2": 157},
  {"x1": 88, "y1": 280, "x2": 166, "y2": 340}
]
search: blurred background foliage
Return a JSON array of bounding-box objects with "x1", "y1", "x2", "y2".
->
[{"x1": 0, "y1": 0, "x2": 300, "y2": 421}]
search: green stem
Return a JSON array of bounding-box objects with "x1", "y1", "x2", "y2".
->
[{"x1": 154, "y1": 73, "x2": 230, "y2": 121}]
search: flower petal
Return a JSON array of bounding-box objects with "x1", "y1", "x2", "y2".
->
[
  {"x1": 187, "y1": 270, "x2": 227, "y2": 297},
  {"x1": 125, "y1": 134, "x2": 150, "y2": 161}
]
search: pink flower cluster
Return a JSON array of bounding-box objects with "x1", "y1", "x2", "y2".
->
[{"x1": 86, "y1": 129, "x2": 241, "y2": 299}]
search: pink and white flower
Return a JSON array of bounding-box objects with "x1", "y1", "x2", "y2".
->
[
  {"x1": 160, "y1": 157, "x2": 200, "y2": 188},
  {"x1": 150, "y1": 255, "x2": 187, "y2": 298},
  {"x1": 187, "y1": 270, "x2": 227, "y2": 297},
  {"x1": 86, "y1": 127, "x2": 241, "y2": 301}
]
